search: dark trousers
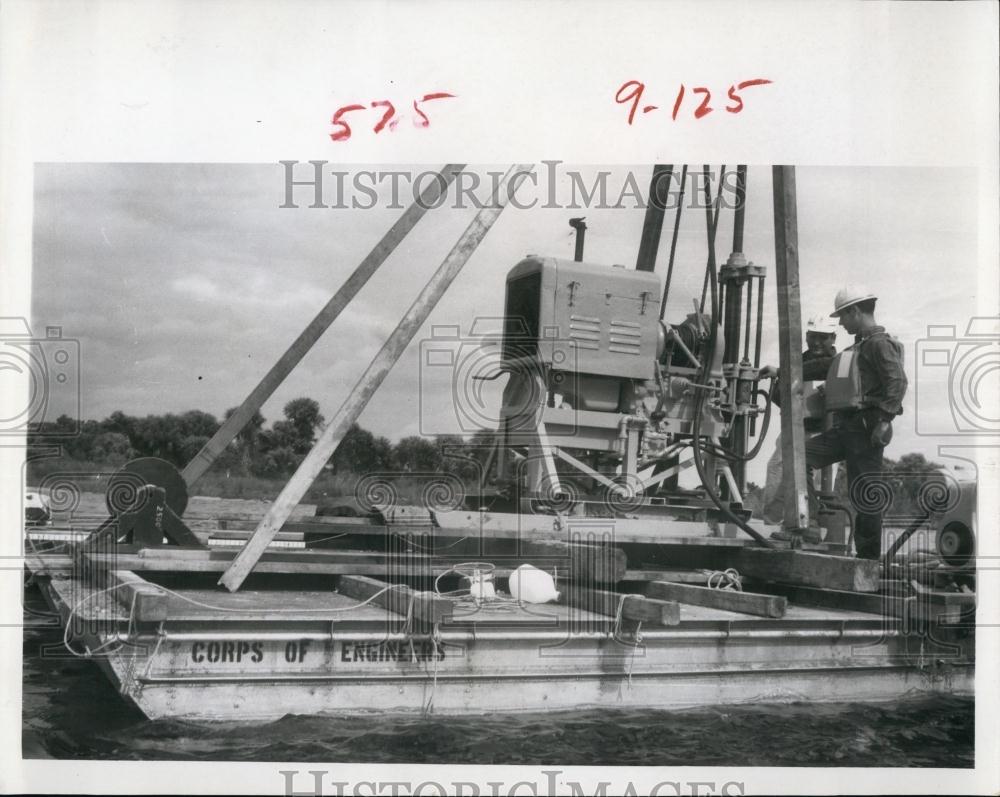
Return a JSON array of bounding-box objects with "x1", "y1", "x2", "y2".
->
[{"x1": 805, "y1": 413, "x2": 886, "y2": 560}]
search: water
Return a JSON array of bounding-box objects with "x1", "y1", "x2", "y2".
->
[{"x1": 21, "y1": 587, "x2": 974, "y2": 766}]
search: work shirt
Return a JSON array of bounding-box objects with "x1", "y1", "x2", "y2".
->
[{"x1": 802, "y1": 326, "x2": 907, "y2": 418}]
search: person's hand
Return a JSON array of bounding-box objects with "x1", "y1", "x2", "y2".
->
[
  {"x1": 759, "y1": 365, "x2": 779, "y2": 380},
  {"x1": 870, "y1": 420, "x2": 893, "y2": 447}
]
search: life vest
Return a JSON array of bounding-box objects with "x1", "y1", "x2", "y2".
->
[{"x1": 823, "y1": 331, "x2": 903, "y2": 413}]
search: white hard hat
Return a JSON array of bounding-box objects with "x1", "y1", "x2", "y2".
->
[
  {"x1": 830, "y1": 284, "x2": 877, "y2": 317},
  {"x1": 806, "y1": 315, "x2": 838, "y2": 336}
]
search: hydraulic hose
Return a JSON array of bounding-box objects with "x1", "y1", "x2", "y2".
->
[
  {"x1": 703, "y1": 383, "x2": 776, "y2": 463},
  {"x1": 689, "y1": 166, "x2": 772, "y2": 547}
]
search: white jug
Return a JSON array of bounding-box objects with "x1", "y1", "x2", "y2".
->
[{"x1": 508, "y1": 564, "x2": 560, "y2": 604}]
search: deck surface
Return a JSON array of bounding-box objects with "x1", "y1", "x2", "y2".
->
[{"x1": 36, "y1": 567, "x2": 888, "y2": 627}]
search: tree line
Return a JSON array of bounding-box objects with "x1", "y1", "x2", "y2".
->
[
  {"x1": 28, "y1": 399, "x2": 955, "y2": 521},
  {"x1": 27, "y1": 397, "x2": 495, "y2": 480}
]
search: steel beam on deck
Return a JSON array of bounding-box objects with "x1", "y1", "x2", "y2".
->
[
  {"x1": 772, "y1": 166, "x2": 810, "y2": 530},
  {"x1": 181, "y1": 164, "x2": 465, "y2": 487},
  {"x1": 219, "y1": 164, "x2": 535, "y2": 592}
]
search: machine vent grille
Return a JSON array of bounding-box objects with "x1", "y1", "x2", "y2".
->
[
  {"x1": 569, "y1": 315, "x2": 601, "y2": 350},
  {"x1": 609, "y1": 319, "x2": 642, "y2": 355}
]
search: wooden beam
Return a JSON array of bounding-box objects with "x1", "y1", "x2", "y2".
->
[
  {"x1": 622, "y1": 568, "x2": 709, "y2": 584},
  {"x1": 560, "y1": 586, "x2": 680, "y2": 626},
  {"x1": 519, "y1": 540, "x2": 626, "y2": 584},
  {"x1": 107, "y1": 570, "x2": 168, "y2": 622},
  {"x1": 219, "y1": 164, "x2": 535, "y2": 593},
  {"x1": 336, "y1": 575, "x2": 453, "y2": 626},
  {"x1": 736, "y1": 548, "x2": 880, "y2": 592},
  {"x1": 643, "y1": 579, "x2": 786, "y2": 618},
  {"x1": 771, "y1": 165, "x2": 810, "y2": 530},
  {"x1": 766, "y1": 583, "x2": 911, "y2": 617},
  {"x1": 181, "y1": 164, "x2": 465, "y2": 486},
  {"x1": 85, "y1": 546, "x2": 608, "y2": 581}
]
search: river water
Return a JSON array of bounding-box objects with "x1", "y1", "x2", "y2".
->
[{"x1": 20, "y1": 587, "x2": 973, "y2": 767}]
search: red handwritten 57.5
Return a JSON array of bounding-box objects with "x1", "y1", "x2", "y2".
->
[
  {"x1": 330, "y1": 92, "x2": 456, "y2": 142},
  {"x1": 615, "y1": 79, "x2": 772, "y2": 125}
]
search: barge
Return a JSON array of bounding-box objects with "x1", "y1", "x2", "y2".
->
[{"x1": 23, "y1": 163, "x2": 978, "y2": 720}]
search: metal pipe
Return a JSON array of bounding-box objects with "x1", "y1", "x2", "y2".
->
[
  {"x1": 731, "y1": 165, "x2": 748, "y2": 253},
  {"x1": 660, "y1": 165, "x2": 688, "y2": 319},
  {"x1": 754, "y1": 275, "x2": 766, "y2": 368},
  {"x1": 182, "y1": 164, "x2": 466, "y2": 486},
  {"x1": 636, "y1": 164, "x2": 673, "y2": 272},
  {"x1": 121, "y1": 626, "x2": 902, "y2": 645},
  {"x1": 744, "y1": 279, "x2": 753, "y2": 361},
  {"x1": 700, "y1": 165, "x2": 725, "y2": 314},
  {"x1": 219, "y1": 164, "x2": 535, "y2": 592}
]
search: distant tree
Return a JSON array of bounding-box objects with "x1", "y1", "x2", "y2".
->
[
  {"x1": 391, "y1": 436, "x2": 442, "y2": 472},
  {"x1": 435, "y1": 433, "x2": 481, "y2": 482},
  {"x1": 178, "y1": 410, "x2": 220, "y2": 439},
  {"x1": 178, "y1": 434, "x2": 211, "y2": 465},
  {"x1": 330, "y1": 423, "x2": 392, "y2": 474},
  {"x1": 225, "y1": 407, "x2": 266, "y2": 472},
  {"x1": 89, "y1": 431, "x2": 135, "y2": 464},
  {"x1": 277, "y1": 398, "x2": 324, "y2": 454},
  {"x1": 260, "y1": 445, "x2": 300, "y2": 476}
]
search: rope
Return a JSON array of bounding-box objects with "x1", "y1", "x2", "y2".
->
[
  {"x1": 422, "y1": 622, "x2": 443, "y2": 715},
  {"x1": 704, "y1": 568, "x2": 743, "y2": 591},
  {"x1": 398, "y1": 533, "x2": 471, "y2": 552},
  {"x1": 62, "y1": 583, "x2": 132, "y2": 658},
  {"x1": 63, "y1": 580, "x2": 414, "y2": 658},
  {"x1": 148, "y1": 581, "x2": 408, "y2": 614}
]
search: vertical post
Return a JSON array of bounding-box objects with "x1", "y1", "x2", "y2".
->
[
  {"x1": 182, "y1": 164, "x2": 466, "y2": 486},
  {"x1": 636, "y1": 164, "x2": 673, "y2": 272},
  {"x1": 771, "y1": 166, "x2": 810, "y2": 531},
  {"x1": 218, "y1": 164, "x2": 534, "y2": 592}
]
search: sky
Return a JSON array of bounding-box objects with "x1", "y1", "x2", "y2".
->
[{"x1": 28, "y1": 163, "x2": 994, "y2": 486}]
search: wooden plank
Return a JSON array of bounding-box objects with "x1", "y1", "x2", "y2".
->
[
  {"x1": 736, "y1": 548, "x2": 880, "y2": 592},
  {"x1": 84, "y1": 551, "x2": 572, "y2": 580},
  {"x1": 219, "y1": 165, "x2": 534, "y2": 593},
  {"x1": 559, "y1": 586, "x2": 680, "y2": 626},
  {"x1": 623, "y1": 568, "x2": 708, "y2": 584},
  {"x1": 643, "y1": 580, "x2": 787, "y2": 619},
  {"x1": 519, "y1": 540, "x2": 626, "y2": 584},
  {"x1": 108, "y1": 570, "x2": 168, "y2": 622},
  {"x1": 336, "y1": 575, "x2": 453, "y2": 625},
  {"x1": 908, "y1": 580, "x2": 977, "y2": 606},
  {"x1": 216, "y1": 513, "x2": 745, "y2": 547},
  {"x1": 771, "y1": 164, "x2": 810, "y2": 530},
  {"x1": 434, "y1": 511, "x2": 722, "y2": 544},
  {"x1": 767, "y1": 583, "x2": 911, "y2": 617},
  {"x1": 130, "y1": 539, "x2": 623, "y2": 583}
]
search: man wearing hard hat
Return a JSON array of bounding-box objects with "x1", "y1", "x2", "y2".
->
[
  {"x1": 762, "y1": 315, "x2": 839, "y2": 529},
  {"x1": 765, "y1": 286, "x2": 908, "y2": 558}
]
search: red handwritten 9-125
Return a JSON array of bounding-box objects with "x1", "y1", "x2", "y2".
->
[
  {"x1": 330, "y1": 92, "x2": 455, "y2": 142},
  {"x1": 615, "y1": 79, "x2": 772, "y2": 125}
]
